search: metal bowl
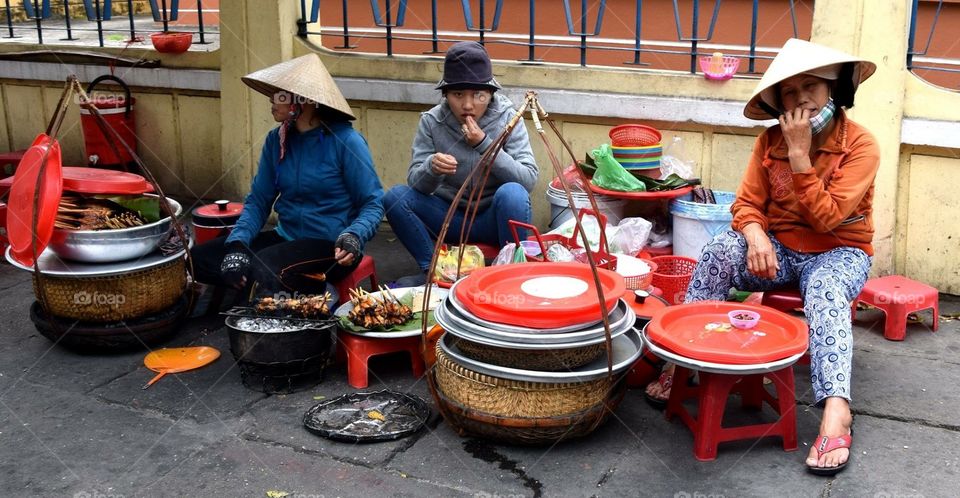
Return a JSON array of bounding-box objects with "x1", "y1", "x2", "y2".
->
[{"x1": 47, "y1": 196, "x2": 183, "y2": 263}]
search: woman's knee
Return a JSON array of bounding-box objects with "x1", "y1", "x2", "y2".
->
[
  {"x1": 383, "y1": 185, "x2": 413, "y2": 211},
  {"x1": 492, "y1": 182, "x2": 530, "y2": 208}
]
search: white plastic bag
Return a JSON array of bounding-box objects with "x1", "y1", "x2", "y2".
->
[
  {"x1": 660, "y1": 135, "x2": 695, "y2": 179},
  {"x1": 492, "y1": 243, "x2": 518, "y2": 265},
  {"x1": 610, "y1": 217, "x2": 653, "y2": 255}
]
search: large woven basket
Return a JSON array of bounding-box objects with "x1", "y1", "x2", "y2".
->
[
  {"x1": 451, "y1": 336, "x2": 605, "y2": 371},
  {"x1": 432, "y1": 345, "x2": 627, "y2": 445},
  {"x1": 32, "y1": 257, "x2": 186, "y2": 322}
]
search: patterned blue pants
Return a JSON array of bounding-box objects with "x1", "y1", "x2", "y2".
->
[{"x1": 685, "y1": 230, "x2": 871, "y2": 404}]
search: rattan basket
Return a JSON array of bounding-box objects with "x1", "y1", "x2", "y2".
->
[
  {"x1": 32, "y1": 257, "x2": 186, "y2": 322},
  {"x1": 432, "y1": 346, "x2": 628, "y2": 444},
  {"x1": 435, "y1": 342, "x2": 618, "y2": 418},
  {"x1": 451, "y1": 336, "x2": 605, "y2": 371}
]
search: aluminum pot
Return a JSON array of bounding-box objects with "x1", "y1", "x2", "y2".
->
[
  {"x1": 47, "y1": 195, "x2": 183, "y2": 263},
  {"x1": 224, "y1": 316, "x2": 336, "y2": 365}
]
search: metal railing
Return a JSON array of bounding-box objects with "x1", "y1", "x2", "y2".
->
[
  {"x1": 299, "y1": 0, "x2": 809, "y2": 75},
  {"x1": 1, "y1": 0, "x2": 212, "y2": 47}
]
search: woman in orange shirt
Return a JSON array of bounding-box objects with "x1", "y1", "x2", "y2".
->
[{"x1": 646, "y1": 39, "x2": 879, "y2": 476}]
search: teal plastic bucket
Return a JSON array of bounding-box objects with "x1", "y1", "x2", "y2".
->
[{"x1": 669, "y1": 191, "x2": 735, "y2": 260}]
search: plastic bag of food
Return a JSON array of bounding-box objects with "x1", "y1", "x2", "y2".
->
[
  {"x1": 492, "y1": 243, "x2": 517, "y2": 266},
  {"x1": 610, "y1": 217, "x2": 653, "y2": 255},
  {"x1": 545, "y1": 244, "x2": 576, "y2": 262},
  {"x1": 590, "y1": 143, "x2": 647, "y2": 192},
  {"x1": 434, "y1": 245, "x2": 485, "y2": 283}
]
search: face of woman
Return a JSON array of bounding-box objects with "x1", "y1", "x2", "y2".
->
[
  {"x1": 445, "y1": 89, "x2": 492, "y2": 124},
  {"x1": 270, "y1": 93, "x2": 297, "y2": 123},
  {"x1": 777, "y1": 74, "x2": 831, "y2": 115}
]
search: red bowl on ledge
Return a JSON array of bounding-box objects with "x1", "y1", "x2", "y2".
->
[{"x1": 151, "y1": 32, "x2": 193, "y2": 54}]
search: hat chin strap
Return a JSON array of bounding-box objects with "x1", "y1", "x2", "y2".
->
[{"x1": 758, "y1": 100, "x2": 782, "y2": 119}]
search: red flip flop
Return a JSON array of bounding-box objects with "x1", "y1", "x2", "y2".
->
[
  {"x1": 644, "y1": 372, "x2": 673, "y2": 410},
  {"x1": 806, "y1": 433, "x2": 853, "y2": 476}
]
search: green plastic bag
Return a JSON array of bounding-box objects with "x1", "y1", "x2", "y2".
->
[{"x1": 590, "y1": 144, "x2": 646, "y2": 192}]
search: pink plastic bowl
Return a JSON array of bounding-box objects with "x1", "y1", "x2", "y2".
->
[{"x1": 728, "y1": 309, "x2": 760, "y2": 329}]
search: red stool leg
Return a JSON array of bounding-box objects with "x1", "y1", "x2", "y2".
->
[
  {"x1": 931, "y1": 292, "x2": 940, "y2": 332},
  {"x1": 880, "y1": 303, "x2": 907, "y2": 341},
  {"x1": 768, "y1": 366, "x2": 798, "y2": 451},
  {"x1": 693, "y1": 371, "x2": 741, "y2": 461},
  {"x1": 664, "y1": 366, "x2": 692, "y2": 422},
  {"x1": 738, "y1": 375, "x2": 764, "y2": 411},
  {"x1": 404, "y1": 337, "x2": 425, "y2": 378},
  {"x1": 339, "y1": 333, "x2": 372, "y2": 389}
]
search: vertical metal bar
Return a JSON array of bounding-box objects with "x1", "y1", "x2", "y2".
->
[
  {"x1": 62, "y1": 0, "x2": 74, "y2": 40},
  {"x1": 335, "y1": 0, "x2": 355, "y2": 48},
  {"x1": 580, "y1": 0, "x2": 587, "y2": 66},
  {"x1": 428, "y1": 0, "x2": 439, "y2": 53},
  {"x1": 385, "y1": 0, "x2": 392, "y2": 56},
  {"x1": 907, "y1": 0, "x2": 919, "y2": 68},
  {"x1": 94, "y1": 0, "x2": 104, "y2": 47},
  {"x1": 34, "y1": 0, "x2": 43, "y2": 44},
  {"x1": 689, "y1": 0, "x2": 699, "y2": 74},
  {"x1": 127, "y1": 0, "x2": 136, "y2": 41},
  {"x1": 630, "y1": 0, "x2": 642, "y2": 64},
  {"x1": 297, "y1": 0, "x2": 307, "y2": 37},
  {"x1": 749, "y1": 0, "x2": 758, "y2": 73},
  {"x1": 196, "y1": 0, "x2": 204, "y2": 43},
  {"x1": 479, "y1": 0, "x2": 485, "y2": 44},
  {"x1": 160, "y1": 0, "x2": 168, "y2": 32},
  {"x1": 527, "y1": 0, "x2": 535, "y2": 61},
  {"x1": 3, "y1": 0, "x2": 15, "y2": 38},
  {"x1": 788, "y1": 0, "x2": 798, "y2": 37}
]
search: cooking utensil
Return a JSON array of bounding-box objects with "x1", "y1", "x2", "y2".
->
[{"x1": 142, "y1": 346, "x2": 220, "y2": 389}]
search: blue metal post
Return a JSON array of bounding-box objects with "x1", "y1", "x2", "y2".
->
[
  {"x1": 160, "y1": 0, "x2": 168, "y2": 32},
  {"x1": 628, "y1": 0, "x2": 643, "y2": 65},
  {"x1": 427, "y1": 0, "x2": 439, "y2": 53},
  {"x1": 907, "y1": 0, "x2": 919, "y2": 69},
  {"x1": 689, "y1": 0, "x2": 699, "y2": 74},
  {"x1": 527, "y1": 0, "x2": 535, "y2": 61},
  {"x1": 34, "y1": 0, "x2": 43, "y2": 44},
  {"x1": 94, "y1": 0, "x2": 103, "y2": 46},
  {"x1": 126, "y1": 0, "x2": 136, "y2": 41},
  {"x1": 385, "y1": 0, "x2": 392, "y2": 56},
  {"x1": 479, "y1": 0, "x2": 485, "y2": 44},
  {"x1": 3, "y1": 0, "x2": 15, "y2": 38},
  {"x1": 335, "y1": 0, "x2": 356, "y2": 48},
  {"x1": 580, "y1": 0, "x2": 587, "y2": 66},
  {"x1": 62, "y1": 0, "x2": 75, "y2": 40},
  {"x1": 749, "y1": 0, "x2": 758, "y2": 73},
  {"x1": 196, "y1": 0, "x2": 205, "y2": 44}
]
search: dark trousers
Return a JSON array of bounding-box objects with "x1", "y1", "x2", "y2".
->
[{"x1": 191, "y1": 230, "x2": 359, "y2": 301}]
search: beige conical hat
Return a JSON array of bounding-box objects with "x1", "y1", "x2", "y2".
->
[
  {"x1": 241, "y1": 53, "x2": 355, "y2": 121},
  {"x1": 744, "y1": 38, "x2": 876, "y2": 120}
]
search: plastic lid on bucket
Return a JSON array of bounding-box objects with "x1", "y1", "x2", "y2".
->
[
  {"x1": 669, "y1": 191, "x2": 735, "y2": 221},
  {"x1": 192, "y1": 200, "x2": 244, "y2": 227},
  {"x1": 6, "y1": 134, "x2": 63, "y2": 267}
]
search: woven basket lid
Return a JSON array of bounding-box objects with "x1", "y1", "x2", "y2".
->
[{"x1": 241, "y1": 53, "x2": 354, "y2": 121}]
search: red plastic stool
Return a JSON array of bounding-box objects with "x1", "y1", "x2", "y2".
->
[
  {"x1": 334, "y1": 255, "x2": 379, "y2": 305},
  {"x1": 856, "y1": 275, "x2": 939, "y2": 341},
  {"x1": 337, "y1": 332, "x2": 425, "y2": 389},
  {"x1": 666, "y1": 365, "x2": 799, "y2": 461}
]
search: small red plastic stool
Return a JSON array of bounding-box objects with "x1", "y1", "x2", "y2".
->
[
  {"x1": 666, "y1": 365, "x2": 798, "y2": 461},
  {"x1": 856, "y1": 275, "x2": 939, "y2": 341},
  {"x1": 337, "y1": 333, "x2": 425, "y2": 389},
  {"x1": 334, "y1": 255, "x2": 379, "y2": 305},
  {"x1": 473, "y1": 242, "x2": 501, "y2": 260}
]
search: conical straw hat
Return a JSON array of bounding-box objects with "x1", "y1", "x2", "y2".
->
[
  {"x1": 241, "y1": 53, "x2": 355, "y2": 121},
  {"x1": 744, "y1": 38, "x2": 876, "y2": 120}
]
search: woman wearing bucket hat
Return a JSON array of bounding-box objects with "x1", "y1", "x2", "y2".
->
[
  {"x1": 646, "y1": 39, "x2": 879, "y2": 476},
  {"x1": 383, "y1": 41, "x2": 538, "y2": 283},
  {"x1": 191, "y1": 53, "x2": 384, "y2": 303}
]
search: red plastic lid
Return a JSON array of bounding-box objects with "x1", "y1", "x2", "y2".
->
[
  {"x1": 1, "y1": 166, "x2": 152, "y2": 195},
  {"x1": 589, "y1": 184, "x2": 693, "y2": 200},
  {"x1": 454, "y1": 262, "x2": 626, "y2": 329},
  {"x1": 624, "y1": 288, "x2": 669, "y2": 320},
  {"x1": 192, "y1": 200, "x2": 244, "y2": 227},
  {"x1": 7, "y1": 134, "x2": 63, "y2": 267},
  {"x1": 645, "y1": 302, "x2": 807, "y2": 364}
]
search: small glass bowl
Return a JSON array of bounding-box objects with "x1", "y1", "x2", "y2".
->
[{"x1": 728, "y1": 309, "x2": 760, "y2": 329}]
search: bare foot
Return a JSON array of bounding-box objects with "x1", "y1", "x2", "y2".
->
[
  {"x1": 645, "y1": 363, "x2": 676, "y2": 400},
  {"x1": 806, "y1": 397, "x2": 853, "y2": 470}
]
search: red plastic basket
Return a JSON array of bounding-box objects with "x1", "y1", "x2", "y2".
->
[
  {"x1": 608, "y1": 124, "x2": 662, "y2": 147},
  {"x1": 650, "y1": 255, "x2": 698, "y2": 305},
  {"x1": 621, "y1": 258, "x2": 658, "y2": 290},
  {"x1": 509, "y1": 209, "x2": 617, "y2": 271}
]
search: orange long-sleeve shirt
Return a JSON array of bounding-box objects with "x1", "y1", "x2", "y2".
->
[{"x1": 731, "y1": 110, "x2": 881, "y2": 256}]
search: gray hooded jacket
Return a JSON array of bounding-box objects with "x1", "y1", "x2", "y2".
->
[{"x1": 407, "y1": 93, "x2": 538, "y2": 210}]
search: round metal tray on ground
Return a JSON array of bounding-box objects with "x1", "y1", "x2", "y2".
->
[
  {"x1": 447, "y1": 279, "x2": 606, "y2": 334},
  {"x1": 438, "y1": 327, "x2": 643, "y2": 383},
  {"x1": 640, "y1": 324, "x2": 805, "y2": 375},
  {"x1": 302, "y1": 390, "x2": 431, "y2": 443},
  {"x1": 5, "y1": 244, "x2": 189, "y2": 277},
  {"x1": 435, "y1": 300, "x2": 633, "y2": 349}
]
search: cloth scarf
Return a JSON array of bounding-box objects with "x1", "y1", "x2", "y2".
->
[{"x1": 810, "y1": 99, "x2": 836, "y2": 135}]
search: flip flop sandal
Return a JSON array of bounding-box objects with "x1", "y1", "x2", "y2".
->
[
  {"x1": 806, "y1": 433, "x2": 853, "y2": 476},
  {"x1": 644, "y1": 372, "x2": 673, "y2": 410}
]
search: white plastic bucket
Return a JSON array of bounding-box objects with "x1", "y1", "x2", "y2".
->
[
  {"x1": 546, "y1": 186, "x2": 627, "y2": 230},
  {"x1": 669, "y1": 191, "x2": 735, "y2": 260}
]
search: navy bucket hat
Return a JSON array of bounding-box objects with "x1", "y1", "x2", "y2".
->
[{"x1": 436, "y1": 41, "x2": 501, "y2": 91}]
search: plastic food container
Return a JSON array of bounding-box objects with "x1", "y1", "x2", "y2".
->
[{"x1": 728, "y1": 309, "x2": 761, "y2": 329}]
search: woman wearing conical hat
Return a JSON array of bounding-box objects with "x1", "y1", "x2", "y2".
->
[
  {"x1": 383, "y1": 42, "x2": 538, "y2": 283},
  {"x1": 192, "y1": 54, "x2": 384, "y2": 303},
  {"x1": 645, "y1": 39, "x2": 879, "y2": 476}
]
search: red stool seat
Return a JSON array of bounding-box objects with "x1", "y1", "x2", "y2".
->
[
  {"x1": 337, "y1": 333, "x2": 425, "y2": 389},
  {"x1": 334, "y1": 255, "x2": 379, "y2": 305},
  {"x1": 857, "y1": 275, "x2": 939, "y2": 341},
  {"x1": 666, "y1": 365, "x2": 799, "y2": 461}
]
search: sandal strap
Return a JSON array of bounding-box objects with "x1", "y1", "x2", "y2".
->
[{"x1": 814, "y1": 434, "x2": 852, "y2": 457}]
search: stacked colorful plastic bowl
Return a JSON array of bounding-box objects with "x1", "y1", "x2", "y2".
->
[{"x1": 609, "y1": 124, "x2": 663, "y2": 178}]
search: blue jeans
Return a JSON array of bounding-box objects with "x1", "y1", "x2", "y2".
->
[
  {"x1": 383, "y1": 183, "x2": 532, "y2": 271},
  {"x1": 685, "y1": 230, "x2": 871, "y2": 404}
]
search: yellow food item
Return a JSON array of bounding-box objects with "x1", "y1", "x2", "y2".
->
[{"x1": 367, "y1": 410, "x2": 385, "y2": 421}]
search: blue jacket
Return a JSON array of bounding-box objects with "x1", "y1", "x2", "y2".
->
[
  {"x1": 227, "y1": 121, "x2": 384, "y2": 247},
  {"x1": 407, "y1": 93, "x2": 538, "y2": 210}
]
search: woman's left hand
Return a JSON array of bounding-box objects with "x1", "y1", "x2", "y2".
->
[
  {"x1": 779, "y1": 108, "x2": 813, "y2": 169},
  {"x1": 335, "y1": 233, "x2": 361, "y2": 266},
  {"x1": 461, "y1": 116, "x2": 486, "y2": 148}
]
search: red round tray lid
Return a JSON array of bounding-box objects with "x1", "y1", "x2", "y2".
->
[
  {"x1": 624, "y1": 289, "x2": 669, "y2": 320},
  {"x1": 454, "y1": 262, "x2": 626, "y2": 329},
  {"x1": 60, "y1": 167, "x2": 152, "y2": 194},
  {"x1": 589, "y1": 183, "x2": 693, "y2": 200},
  {"x1": 7, "y1": 135, "x2": 63, "y2": 267},
  {"x1": 646, "y1": 302, "x2": 808, "y2": 364}
]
